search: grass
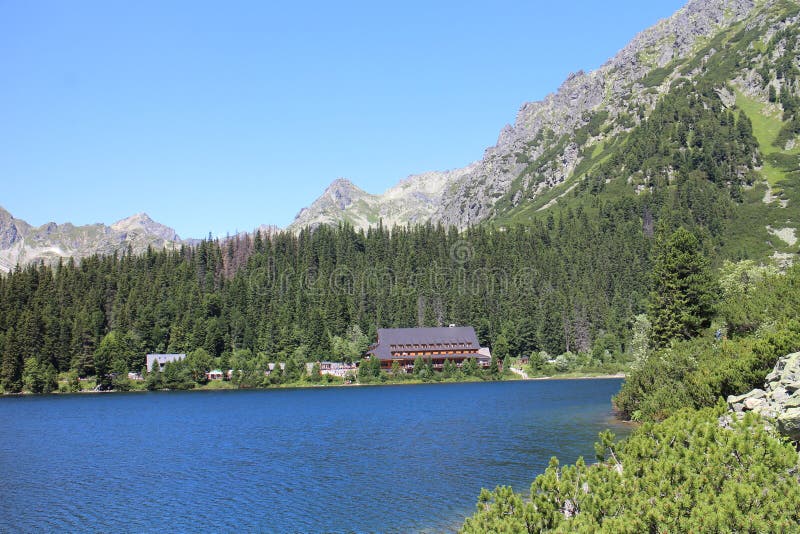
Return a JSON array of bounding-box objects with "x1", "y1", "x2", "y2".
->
[
  {"x1": 9, "y1": 371, "x2": 519, "y2": 396},
  {"x1": 735, "y1": 90, "x2": 800, "y2": 186},
  {"x1": 729, "y1": 89, "x2": 800, "y2": 260},
  {"x1": 590, "y1": 140, "x2": 606, "y2": 159},
  {"x1": 736, "y1": 91, "x2": 783, "y2": 151}
]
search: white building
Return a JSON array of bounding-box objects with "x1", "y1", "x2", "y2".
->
[{"x1": 320, "y1": 361, "x2": 358, "y2": 377}]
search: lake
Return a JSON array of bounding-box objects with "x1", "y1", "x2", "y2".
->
[{"x1": 0, "y1": 379, "x2": 627, "y2": 533}]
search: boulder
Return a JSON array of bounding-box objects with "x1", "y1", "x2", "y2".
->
[
  {"x1": 727, "y1": 392, "x2": 751, "y2": 405},
  {"x1": 725, "y1": 352, "x2": 800, "y2": 441},
  {"x1": 785, "y1": 393, "x2": 800, "y2": 409},
  {"x1": 759, "y1": 408, "x2": 778, "y2": 419},
  {"x1": 784, "y1": 381, "x2": 800, "y2": 393},
  {"x1": 771, "y1": 387, "x2": 790, "y2": 403},
  {"x1": 765, "y1": 370, "x2": 781, "y2": 383},
  {"x1": 777, "y1": 408, "x2": 800, "y2": 441},
  {"x1": 744, "y1": 396, "x2": 767, "y2": 411}
]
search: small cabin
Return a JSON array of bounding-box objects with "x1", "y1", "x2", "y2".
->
[{"x1": 206, "y1": 369, "x2": 225, "y2": 381}]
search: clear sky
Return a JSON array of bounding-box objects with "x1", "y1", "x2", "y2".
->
[{"x1": 1, "y1": 0, "x2": 686, "y2": 238}]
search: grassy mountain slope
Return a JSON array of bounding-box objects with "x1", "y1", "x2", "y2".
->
[{"x1": 491, "y1": 0, "x2": 800, "y2": 266}]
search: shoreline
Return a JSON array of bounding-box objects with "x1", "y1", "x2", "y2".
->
[
  {"x1": 527, "y1": 372, "x2": 626, "y2": 380},
  {"x1": 1, "y1": 372, "x2": 627, "y2": 397}
]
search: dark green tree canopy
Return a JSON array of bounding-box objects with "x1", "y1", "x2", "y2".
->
[{"x1": 649, "y1": 227, "x2": 716, "y2": 347}]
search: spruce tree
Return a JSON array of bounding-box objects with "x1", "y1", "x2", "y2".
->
[{"x1": 649, "y1": 227, "x2": 716, "y2": 347}]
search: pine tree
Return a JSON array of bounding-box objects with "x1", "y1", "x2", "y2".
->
[
  {"x1": 1, "y1": 327, "x2": 23, "y2": 392},
  {"x1": 462, "y1": 357, "x2": 478, "y2": 376},
  {"x1": 649, "y1": 228, "x2": 716, "y2": 347},
  {"x1": 145, "y1": 360, "x2": 162, "y2": 391}
]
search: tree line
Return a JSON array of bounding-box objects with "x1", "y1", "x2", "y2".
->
[
  {"x1": 0, "y1": 73, "x2": 767, "y2": 393},
  {"x1": 0, "y1": 210, "x2": 653, "y2": 392}
]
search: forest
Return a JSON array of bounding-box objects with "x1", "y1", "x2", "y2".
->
[
  {"x1": 0, "y1": 73, "x2": 766, "y2": 394},
  {"x1": 458, "y1": 70, "x2": 800, "y2": 530},
  {"x1": 0, "y1": 213, "x2": 650, "y2": 393}
]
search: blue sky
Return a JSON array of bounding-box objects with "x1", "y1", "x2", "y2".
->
[{"x1": 1, "y1": 0, "x2": 685, "y2": 238}]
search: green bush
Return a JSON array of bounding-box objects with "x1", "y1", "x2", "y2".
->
[
  {"x1": 462, "y1": 408, "x2": 800, "y2": 533},
  {"x1": 613, "y1": 323, "x2": 800, "y2": 422}
]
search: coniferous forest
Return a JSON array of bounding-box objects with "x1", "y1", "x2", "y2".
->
[
  {"x1": 0, "y1": 214, "x2": 651, "y2": 392},
  {"x1": 0, "y1": 72, "x2": 766, "y2": 394}
]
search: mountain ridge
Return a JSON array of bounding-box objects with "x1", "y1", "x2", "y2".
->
[
  {"x1": 0, "y1": 206, "x2": 187, "y2": 273},
  {"x1": 287, "y1": 164, "x2": 478, "y2": 231},
  {"x1": 4, "y1": 0, "x2": 799, "y2": 269},
  {"x1": 292, "y1": 0, "x2": 759, "y2": 231}
]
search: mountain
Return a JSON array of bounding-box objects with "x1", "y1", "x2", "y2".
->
[
  {"x1": 288, "y1": 165, "x2": 477, "y2": 231},
  {"x1": 0, "y1": 207, "x2": 287, "y2": 271},
  {"x1": 0, "y1": 207, "x2": 184, "y2": 272},
  {"x1": 6, "y1": 0, "x2": 800, "y2": 268},
  {"x1": 438, "y1": 0, "x2": 757, "y2": 227},
  {"x1": 291, "y1": 0, "x2": 765, "y2": 231},
  {"x1": 110, "y1": 213, "x2": 180, "y2": 242}
]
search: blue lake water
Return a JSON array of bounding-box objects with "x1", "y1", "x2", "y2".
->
[{"x1": 0, "y1": 379, "x2": 627, "y2": 533}]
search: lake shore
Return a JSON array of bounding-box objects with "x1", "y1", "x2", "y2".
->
[
  {"x1": 528, "y1": 372, "x2": 627, "y2": 380},
  {"x1": 1, "y1": 371, "x2": 627, "y2": 396}
]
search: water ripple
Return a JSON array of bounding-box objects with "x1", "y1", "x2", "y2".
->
[{"x1": 0, "y1": 380, "x2": 627, "y2": 532}]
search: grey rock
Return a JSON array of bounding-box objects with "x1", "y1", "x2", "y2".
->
[
  {"x1": 110, "y1": 213, "x2": 179, "y2": 242},
  {"x1": 778, "y1": 408, "x2": 800, "y2": 441},
  {"x1": 772, "y1": 387, "x2": 790, "y2": 403},
  {"x1": 0, "y1": 206, "x2": 185, "y2": 272},
  {"x1": 744, "y1": 396, "x2": 767, "y2": 411},
  {"x1": 729, "y1": 350, "x2": 800, "y2": 440},
  {"x1": 719, "y1": 414, "x2": 734, "y2": 429},
  {"x1": 288, "y1": 166, "x2": 479, "y2": 232},
  {"x1": 759, "y1": 408, "x2": 778, "y2": 419},
  {"x1": 785, "y1": 393, "x2": 800, "y2": 409},
  {"x1": 765, "y1": 370, "x2": 781, "y2": 383},
  {"x1": 727, "y1": 392, "x2": 752, "y2": 405},
  {"x1": 785, "y1": 381, "x2": 800, "y2": 393},
  {"x1": 782, "y1": 373, "x2": 800, "y2": 384}
]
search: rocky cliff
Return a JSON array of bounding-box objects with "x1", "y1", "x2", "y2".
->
[
  {"x1": 293, "y1": 0, "x2": 763, "y2": 231},
  {"x1": 437, "y1": 0, "x2": 757, "y2": 227}
]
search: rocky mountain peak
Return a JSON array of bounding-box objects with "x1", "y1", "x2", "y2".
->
[
  {"x1": 289, "y1": 164, "x2": 482, "y2": 232},
  {"x1": 322, "y1": 179, "x2": 368, "y2": 210},
  {"x1": 0, "y1": 206, "x2": 25, "y2": 251},
  {"x1": 435, "y1": 0, "x2": 760, "y2": 227},
  {"x1": 290, "y1": 0, "x2": 763, "y2": 232},
  {"x1": 111, "y1": 212, "x2": 180, "y2": 242},
  {"x1": 0, "y1": 208, "x2": 185, "y2": 272}
]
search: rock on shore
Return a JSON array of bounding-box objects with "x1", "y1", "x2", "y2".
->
[{"x1": 726, "y1": 352, "x2": 800, "y2": 440}]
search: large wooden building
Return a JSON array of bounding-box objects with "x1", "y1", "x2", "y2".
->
[{"x1": 366, "y1": 326, "x2": 491, "y2": 372}]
